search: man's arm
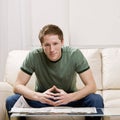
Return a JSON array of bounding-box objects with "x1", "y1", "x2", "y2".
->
[
  {"x1": 13, "y1": 70, "x2": 36, "y2": 100},
  {"x1": 72, "y1": 68, "x2": 97, "y2": 100},
  {"x1": 13, "y1": 70, "x2": 55, "y2": 105}
]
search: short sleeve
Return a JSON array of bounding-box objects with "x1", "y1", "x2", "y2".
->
[
  {"x1": 73, "y1": 49, "x2": 90, "y2": 73},
  {"x1": 20, "y1": 51, "x2": 35, "y2": 75}
]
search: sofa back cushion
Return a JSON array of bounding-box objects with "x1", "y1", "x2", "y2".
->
[
  {"x1": 102, "y1": 48, "x2": 120, "y2": 89},
  {"x1": 4, "y1": 50, "x2": 36, "y2": 90},
  {"x1": 76, "y1": 49, "x2": 102, "y2": 90},
  {"x1": 4, "y1": 49, "x2": 102, "y2": 91}
]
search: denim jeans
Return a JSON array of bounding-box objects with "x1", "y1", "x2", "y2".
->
[{"x1": 6, "y1": 93, "x2": 104, "y2": 120}]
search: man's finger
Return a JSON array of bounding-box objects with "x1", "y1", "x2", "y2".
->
[{"x1": 44, "y1": 98, "x2": 55, "y2": 105}]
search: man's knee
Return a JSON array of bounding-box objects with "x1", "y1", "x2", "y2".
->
[
  {"x1": 86, "y1": 94, "x2": 104, "y2": 108},
  {"x1": 6, "y1": 94, "x2": 21, "y2": 111}
]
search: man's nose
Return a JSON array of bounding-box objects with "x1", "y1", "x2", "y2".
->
[{"x1": 50, "y1": 45, "x2": 54, "y2": 51}]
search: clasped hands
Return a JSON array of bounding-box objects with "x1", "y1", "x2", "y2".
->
[{"x1": 40, "y1": 85, "x2": 72, "y2": 106}]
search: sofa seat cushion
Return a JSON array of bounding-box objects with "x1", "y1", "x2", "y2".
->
[{"x1": 103, "y1": 90, "x2": 120, "y2": 107}]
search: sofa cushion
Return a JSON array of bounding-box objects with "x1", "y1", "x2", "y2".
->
[
  {"x1": 4, "y1": 49, "x2": 102, "y2": 91},
  {"x1": 0, "y1": 82, "x2": 13, "y2": 120},
  {"x1": 4, "y1": 50, "x2": 35, "y2": 90},
  {"x1": 102, "y1": 48, "x2": 120, "y2": 89},
  {"x1": 103, "y1": 90, "x2": 120, "y2": 107},
  {"x1": 76, "y1": 49, "x2": 102, "y2": 90}
]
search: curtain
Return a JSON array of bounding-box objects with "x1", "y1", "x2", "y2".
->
[
  {"x1": 0, "y1": 0, "x2": 69, "y2": 81},
  {"x1": 0, "y1": 0, "x2": 32, "y2": 81}
]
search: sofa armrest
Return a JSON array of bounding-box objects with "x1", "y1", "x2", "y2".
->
[
  {"x1": 0, "y1": 81, "x2": 13, "y2": 92},
  {"x1": 0, "y1": 82, "x2": 14, "y2": 120}
]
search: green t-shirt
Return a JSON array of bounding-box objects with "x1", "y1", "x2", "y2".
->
[{"x1": 21, "y1": 46, "x2": 90, "y2": 93}]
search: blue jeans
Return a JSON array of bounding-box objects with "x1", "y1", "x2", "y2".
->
[{"x1": 6, "y1": 93, "x2": 104, "y2": 120}]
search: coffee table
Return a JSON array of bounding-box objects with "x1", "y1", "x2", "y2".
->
[{"x1": 10, "y1": 107, "x2": 120, "y2": 120}]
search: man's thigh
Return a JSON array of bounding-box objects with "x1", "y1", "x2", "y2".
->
[{"x1": 66, "y1": 93, "x2": 104, "y2": 108}]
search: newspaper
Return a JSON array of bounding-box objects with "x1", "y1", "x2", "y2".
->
[
  {"x1": 10, "y1": 96, "x2": 97, "y2": 114},
  {"x1": 11, "y1": 107, "x2": 97, "y2": 114},
  {"x1": 12, "y1": 96, "x2": 30, "y2": 108}
]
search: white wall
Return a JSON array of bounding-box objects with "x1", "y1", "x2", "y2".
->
[
  {"x1": 0, "y1": 0, "x2": 8, "y2": 81},
  {"x1": 69, "y1": 0, "x2": 120, "y2": 48},
  {"x1": 8, "y1": 0, "x2": 32, "y2": 50},
  {"x1": 31, "y1": 0, "x2": 69, "y2": 47}
]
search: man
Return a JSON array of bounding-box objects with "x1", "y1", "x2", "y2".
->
[{"x1": 6, "y1": 24, "x2": 104, "y2": 120}]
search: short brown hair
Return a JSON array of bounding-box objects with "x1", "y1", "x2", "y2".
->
[{"x1": 38, "y1": 24, "x2": 64, "y2": 43}]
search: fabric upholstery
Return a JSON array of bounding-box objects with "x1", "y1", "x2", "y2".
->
[{"x1": 102, "y1": 48, "x2": 120, "y2": 89}]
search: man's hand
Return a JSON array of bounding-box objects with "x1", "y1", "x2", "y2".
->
[
  {"x1": 36, "y1": 85, "x2": 73, "y2": 106},
  {"x1": 51, "y1": 86, "x2": 73, "y2": 106},
  {"x1": 36, "y1": 86, "x2": 56, "y2": 105}
]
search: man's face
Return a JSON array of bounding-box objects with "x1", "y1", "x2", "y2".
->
[{"x1": 41, "y1": 34, "x2": 64, "y2": 61}]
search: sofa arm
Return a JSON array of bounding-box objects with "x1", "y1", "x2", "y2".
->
[{"x1": 0, "y1": 82, "x2": 14, "y2": 120}]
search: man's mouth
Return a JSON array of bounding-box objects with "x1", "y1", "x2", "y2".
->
[{"x1": 50, "y1": 52, "x2": 56, "y2": 56}]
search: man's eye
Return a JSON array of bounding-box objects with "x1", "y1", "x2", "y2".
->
[
  {"x1": 45, "y1": 44, "x2": 49, "y2": 47},
  {"x1": 54, "y1": 43, "x2": 58, "y2": 45}
]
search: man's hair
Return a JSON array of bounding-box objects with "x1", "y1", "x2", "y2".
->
[{"x1": 38, "y1": 24, "x2": 64, "y2": 43}]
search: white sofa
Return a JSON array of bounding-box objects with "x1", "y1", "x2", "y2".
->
[{"x1": 0, "y1": 48, "x2": 120, "y2": 120}]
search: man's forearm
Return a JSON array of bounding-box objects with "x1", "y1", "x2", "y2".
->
[
  {"x1": 71, "y1": 84, "x2": 96, "y2": 102},
  {"x1": 13, "y1": 84, "x2": 41, "y2": 101}
]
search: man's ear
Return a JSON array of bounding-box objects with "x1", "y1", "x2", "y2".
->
[{"x1": 61, "y1": 39, "x2": 64, "y2": 45}]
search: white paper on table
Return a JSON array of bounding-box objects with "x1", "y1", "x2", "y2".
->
[{"x1": 10, "y1": 106, "x2": 97, "y2": 114}]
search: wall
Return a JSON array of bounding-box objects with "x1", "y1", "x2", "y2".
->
[
  {"x1": 0, "y1": 0, "x2": 69, "y2": 81},
  {"x1": 30, "y1": 0, "x2": 69, "y2": 47},
  {"x1": 69, "y1": 0, "x2": 120, "y2": 48},
  {"x1": 0, "y1": 0, "x2": 8, "y2": 81},
  {"x1": 0, "y1": 0, "x2": 120, "y2": 81}
]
